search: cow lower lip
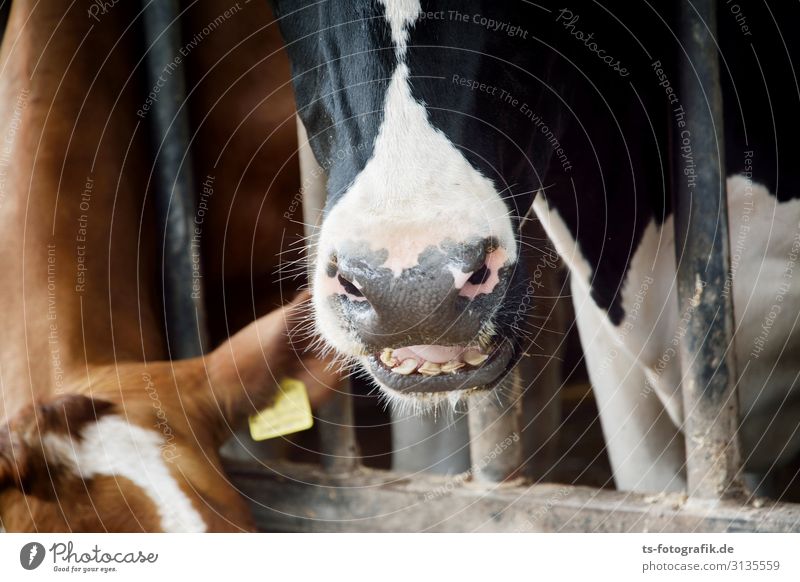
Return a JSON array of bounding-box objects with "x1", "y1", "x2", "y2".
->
[{"x1": 365, "y1": 341, "x2": 514, "y2": 394}]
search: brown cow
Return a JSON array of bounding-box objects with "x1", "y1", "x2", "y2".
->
[
  {"x1": 0, "y1": 1, "x2": 329, "y2": 532},
  {"x1": 179, "y1": 0, "x2": 307, "y2": 340}
]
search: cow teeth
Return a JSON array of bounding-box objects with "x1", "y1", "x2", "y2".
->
[
  {"x1": 441, "y1": 360, "x2": 466, "y2": 374},
  {"x1": 418, "y1": 361, "x2": 442, "y2": 376},
  {"x1": 380, "y1": 348, "x2": 398, "y2": 367},
  {"x1": 392, "y1": 359, "x2": 418, "y2": 375},
  {"x1": 463, "y1": 349, "x2": 489, "y2": 367}
]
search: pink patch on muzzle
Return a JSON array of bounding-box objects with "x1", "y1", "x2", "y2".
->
[{"x1": 457, "y1": 247, "x2": 508, "y2": 299}]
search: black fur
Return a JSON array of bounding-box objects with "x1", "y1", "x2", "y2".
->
[
  {"x1": 272, "y1": 0, "x2": 800, "y2": 326},
  {"x1": 272, "y1": 0, "x2": 396, "y2": 208}
]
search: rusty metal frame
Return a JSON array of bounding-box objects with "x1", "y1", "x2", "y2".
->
[
  {"x1": 227, "y1": 460, "x2": 800, "y2": 533},
  {"x1": 672, "y1": 0, "x2": 745, "y2": 502}
]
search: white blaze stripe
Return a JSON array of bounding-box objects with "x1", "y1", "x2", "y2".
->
[
  {"x1": 43, "y1": 416, "x2": 207, "y2": 533},
  {"x1": 378, "y1": 0, "x2": 421, "y2": 56},
  {"x1": 313, "y1": 1, "x2": 516, "y2": 360},
  {"x1": 317, "y1": 64, "x2": 517, "y2": 277},
  {"x1": 314, "y1": 62, "x2": 517, "y2": 354}
]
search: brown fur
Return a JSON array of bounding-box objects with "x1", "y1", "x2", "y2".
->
[
  {"x1": 0, "y1": 1, "x2": 336, "y2": 532},
  {"x1": 0, "y1": 395, "x2": 115, "y2": 494},
  {"x1": 180, "y1": 0, "x2": 307, "y2": 340}
]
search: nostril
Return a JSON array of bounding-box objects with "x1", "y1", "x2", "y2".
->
[
  {"x1": 467, "y1": 264, "x2": 490, "y2": 286},
  {"x1": 459, "y1": 244, "x2": 508, "y2": 299},
  {"x1": 337, "y1": 274, "x2": 364, "y2": 298}
]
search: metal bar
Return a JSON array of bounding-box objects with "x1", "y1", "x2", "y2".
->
[
  {"x1": 390, "y1": 410, "x2": 470, "y2": 474},
  {"x1": 466, "y1": 211, "x2": 563, "y2": 482},
  {"x1": 674, "y1": 0, "x2": 744, "y2": 500},
  {"x1": 0, "y1": 2, "x2": 10, "y2": 42},
  {"x1": 297, "y1": 118, "x2": 360, "y2": 473},
  {"x1": 227, "y1": 460, "x2": 800, "y2": 533},
  {"x1": 467, "y1": 370, "x2": 523, "y2": 482},
  {"x1": 517, "y1": 223, "x2": 565, "y2": 480},
  {"x1": 142, "y1": 0, "x2": 208, "y2": 358},
  {"x1": 315, "y1": 382, "x2": 360, "y2": 473}
]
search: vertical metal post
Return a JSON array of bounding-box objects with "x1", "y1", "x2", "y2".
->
[
  {"x1": 674, "y1": 0, "x2": 744, "y2": 500},
  {"x1": 390, "y1": 411, "x2": 471, "y2": 475},
  {"x1": 315, "y1": 385, "x2": 359, "y2": 473},
  {"x1": 142, "y1": 0, "x2": 208, "y2": 358},
  {"x1": 517, "y1": 222, "x2": 565, "y2": 480},
  {"x1": 467, "y1": 370, "x2": 523, "y2": 482},
  {"x1": 297, "y1": 119, "x2": 360, "y2": 474}
]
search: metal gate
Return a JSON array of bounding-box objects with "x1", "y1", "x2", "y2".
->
[{"x1": 147, "y1": 0, "x2": 800, "y2": 532}]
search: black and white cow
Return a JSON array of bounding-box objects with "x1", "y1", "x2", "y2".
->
[{"x1": 272, "y1": 0, "x2": 800, "y2": 493}]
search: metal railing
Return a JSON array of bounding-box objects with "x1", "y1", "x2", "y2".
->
[{"x1": 673, "y1": 0, "x2": 744, "y2": 502}]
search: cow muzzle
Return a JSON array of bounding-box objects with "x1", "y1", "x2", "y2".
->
[{"x1": 314, "y1": 236, "x2": 516, "y2": 393}]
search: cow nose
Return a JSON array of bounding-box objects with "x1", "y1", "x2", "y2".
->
[{"x1": 331, "y1": 238, "x2": 508, "y2": 347}]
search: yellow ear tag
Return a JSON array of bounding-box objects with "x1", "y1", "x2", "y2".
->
[{"x1": 248, "y1": 378, "x2": 313, "y2": 441}]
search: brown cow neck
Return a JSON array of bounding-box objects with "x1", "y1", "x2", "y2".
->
[{"x1": 0, "y1": 2, "x2": 165, "y2": 421}]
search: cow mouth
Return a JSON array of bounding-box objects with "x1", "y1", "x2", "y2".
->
[{"x1": 365, "y1": 341, "x2": 514, "y2": 394}]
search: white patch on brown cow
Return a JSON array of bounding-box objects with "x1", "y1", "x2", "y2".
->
[{"x1": 42, "y1": 415, "x2": 207, "y2": 532}]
